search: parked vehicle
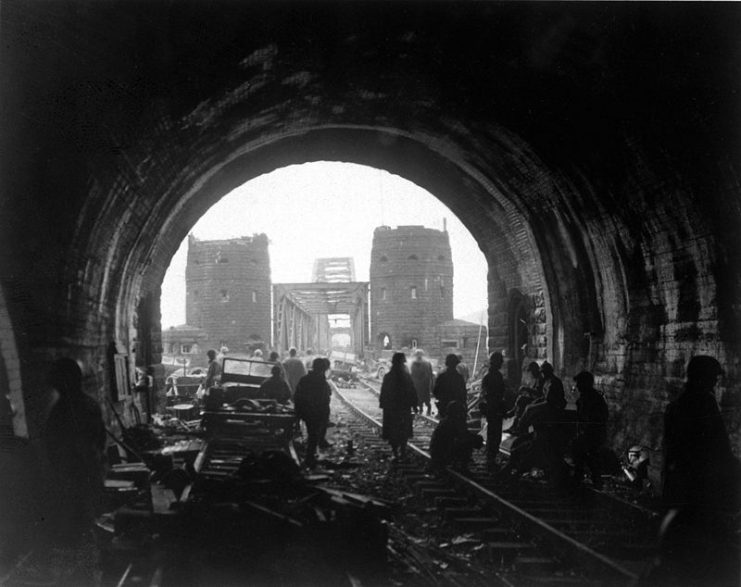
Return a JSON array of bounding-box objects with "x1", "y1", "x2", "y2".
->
[{"x1": 205, "y1": 356, "x2": 276, "y2": 407}]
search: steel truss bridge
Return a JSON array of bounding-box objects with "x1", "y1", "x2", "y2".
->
[{"x1": 273, "y1": 282, "x2": 369, "y2": 356}]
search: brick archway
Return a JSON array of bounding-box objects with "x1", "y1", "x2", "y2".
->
[
  {"x1": 31, "y1": 121, "x2": 588, "y2": 431},
  {"x1": 3, "y1": 2, "x2": 739, "y2": 450},
  {"x1": 79, "y1": 123, "x2": 592, "y2": 379}
]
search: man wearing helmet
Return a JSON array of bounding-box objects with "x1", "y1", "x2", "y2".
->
[
  {"x1": 657, "y1": 355, "x2": 740, "y2": 585},
  {"x1": 663, "y1": 356, "x2": 737, "y2": 511}
]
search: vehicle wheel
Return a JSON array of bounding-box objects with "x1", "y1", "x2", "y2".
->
[{"x1": 376, "y1": 366, "x2": 386, "y2": 379}]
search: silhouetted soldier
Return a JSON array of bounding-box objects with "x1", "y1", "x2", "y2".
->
[
  {"x1": 571, "y1": 371, "x2": 608, "y2": 489},
  {"x1": 410, "y1": 349, "x2": 434, "y2": 415},
  {"x1": 653, "y1": 355, "x2": 740, "y2": 586},
  {"x1": 294, "y1": 357, "x2": 332, "y2": 468},
  {"x1": 44, "y1": 357, "x2": 106, "y2": 583},
  {"x1": 503, "y1": 361, "x2": 543, "y2": 433},
  {"x1": 379, "y1": 352, "x2": 418, "y2": 461},
  {"x1": 479, "y1": 352, "x2": 507, "y2": 469},
  {"x1": 455, "y1": 354, "x2": 470, "y2": 384},
  {"x1": 512, "y1": 361, "x2": 565, "y2": 434},
  {"x1": 433, "y1": 354, "x2": 467, "y2": 418},
  {"x1": 204, "y1": 349, "x2": 221, "y2": 390},
  {"x1": 521, "y1": 360, "x2": 544, "y2": 396},
  {"x1": 258, "y1": 364, "x2": 292, "y2": 404},
  {"x1": 282, "y1": 347, "x2": 307, "y2": 397},
  {"x1": 268, "y1": 350, "x2": 287, "y2": 380},
  {"x1": 429, "y1": 401, "x2": 484, "y2": 474},
  {"x1": 504, "y1": 361, "x2": 568, "y2": 484},
  {"x1": 304, "y1": 349, "x2": 315, "y2": 371},
  {"x1": 133, "y1": 366, "x2": 154, "y2": 420}
]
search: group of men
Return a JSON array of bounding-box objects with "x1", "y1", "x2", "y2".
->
[
  {"x1": 187, "y1": 346, "x2": 331, "y2": 467},
  {"x1": 264, "y1": 348, "x2": 335, "y2": 468},
  {"x1": 476, "y1": 353, "x2": 611, "y2": 486},
  {"x1": 407, "y1": 349, "x2": 471, "y2": 417},
  {"x1": 41, "y1": 348, "x2": 738, "y2": 584}
]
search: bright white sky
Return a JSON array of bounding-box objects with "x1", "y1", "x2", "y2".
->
[{"x1": 160, "y1": 162, "x2": 488, "y2": 328}]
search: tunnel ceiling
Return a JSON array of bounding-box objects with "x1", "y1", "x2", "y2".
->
[{"x1": 2, "y1": 2, "x2": 741, "y2": 377}]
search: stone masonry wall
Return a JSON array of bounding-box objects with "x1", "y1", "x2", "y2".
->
[
  {"x1": 370, "y1": 226, "x2": 454, "y2": 356},
  {"x1": 186, "y1": 234, "x2": 271, "y2": 354}
]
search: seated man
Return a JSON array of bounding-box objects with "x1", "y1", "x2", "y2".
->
[
  {"x1": 502, "y1": 364, "x2": 569, "y2": 484},
  {"x1": 504, "y1": 385, "x2": 541, "y2": 433},
  {"x1": 258, "y1": 364, "x2": 292, "y2": 404},
  {"x1": 429, "y1": 401, "x2": 483, "y2": 473},
  {"x1": 510, "y1": 361, "x2": 565, "y2": 435},
  {"x1": 623, "y1": 445, "x2": 650, "y2": 491}
]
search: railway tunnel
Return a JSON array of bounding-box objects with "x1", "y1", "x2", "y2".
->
[{"x1": 1, "y1": 1, "x2": 740, "y2": 582}]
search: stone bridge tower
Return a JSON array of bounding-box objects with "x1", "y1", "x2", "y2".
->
[
  {"x1": 370, "y1": 225, "x2": 453, "y2": 353},
  {"x1": 186, "y1": 234, "x2": 271, "y2": 354}
]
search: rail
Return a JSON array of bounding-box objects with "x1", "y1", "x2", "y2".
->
[{"x1": 331, "y1": 379, "x2": 641, "y2": 584}]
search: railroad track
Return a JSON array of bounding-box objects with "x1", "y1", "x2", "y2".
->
[{"x1": 330, "y1": 377, "x2": 662, "y2": 586}]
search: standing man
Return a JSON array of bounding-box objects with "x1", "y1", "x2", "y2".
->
[
  {"x1": 203, "y1": 349, "x2": 221, "y2": 391},
  {"x1": 433, "y1": 354, "x2": 467, "y2": 418},
  {"x1": 379, "y1": 353, "x2": 418, "y2": 461},
  {"x1": 133, "y1": 367, "x2": 155, "y2": 421},
  {"x1": 282, "y1": 347, "x2": 307, "y2": 397},
  {"x1": 656, "y1": 356, "x2": 740, "y2": 585},
  {"x1": 268, "y1": 350, "x2": 287, "y2": 380},
  {"x1": 480, "y1": 352, "x2": 507, "y2": 469},
  {"x1": 45, "y1": 358, "x2": 106, "y2": 583},
  {"x1": 304, "y1": 349, "x2": 315, "y2": 371},
  {"x1": 571, "y1": 371, "x2": 608, "y2": 489},
  {"x1": 410, "y1": 349, "x2": 434, "y2": 416},
  {"x1": 294, "y1": 357, "x2": 332, "y2": 468},
  {"x1": 540, "y1": 361, "x2": 566, "y2": 414}
]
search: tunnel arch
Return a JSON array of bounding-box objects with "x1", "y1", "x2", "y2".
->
[
  {"x1": 0, "y1": 1, "x2": 738, "y2": 454},
  {"x1": 47, "y1": 71, "x2": 733, "y2": 453},
  {"x1": 76, "y1": 121, "x2": 616, "y2": 389},
  {"x1": 98, "y1": 125, "x2": 603, "y2": 384}
]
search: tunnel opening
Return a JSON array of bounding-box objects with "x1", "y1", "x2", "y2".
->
[
  {"x1": 49, "y1": 118, "x2": 718, "y2": 461},
  {"x1": 84, "y1": 121, "x2": 614, "y2": 441},
  {"x1": 157, "y1": 161, "x2": 490, "y2": 383}
]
